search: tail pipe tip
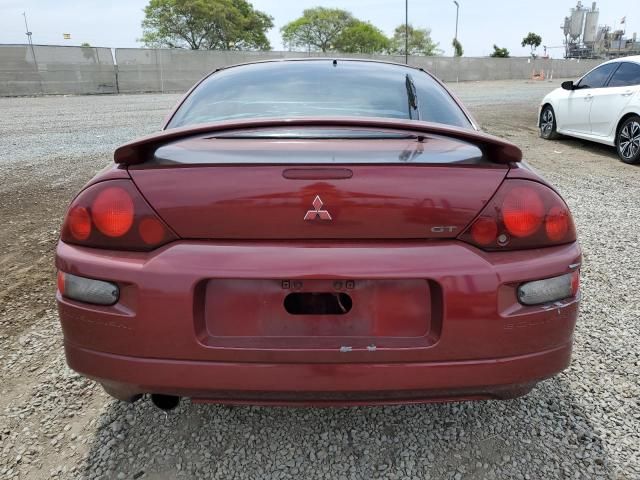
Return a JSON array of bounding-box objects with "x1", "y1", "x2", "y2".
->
[{"x1": 150, "y1": 394, "x2": 181, "y2": 411}]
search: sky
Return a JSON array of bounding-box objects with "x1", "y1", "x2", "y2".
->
[{"x1": 0, "y1": 0, "x2": 638, "y2": 57}]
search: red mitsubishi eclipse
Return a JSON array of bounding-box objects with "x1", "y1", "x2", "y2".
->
[{"x1": 56, "y1": 59, "x2": 581, "y2": 409}]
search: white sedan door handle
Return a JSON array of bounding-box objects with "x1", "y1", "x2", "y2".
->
[
  {"x1": 585, "y1": 94, "x2": 593, "y2": 101},
  {"x1": 622, "y1": 90, "x2": 634, "y2": 97}
]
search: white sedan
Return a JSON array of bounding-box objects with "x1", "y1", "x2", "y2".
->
[{"x1": 539, "y1": 56, "x2": 640, "y2": 164}]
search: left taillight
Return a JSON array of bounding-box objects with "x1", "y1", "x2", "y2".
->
[{"x1": 61, "y1": 179, "x2": 178, "y2": 251}]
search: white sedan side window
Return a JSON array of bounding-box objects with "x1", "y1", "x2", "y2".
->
[
  {"x1": 607, "y1": 63, "x2": 640, "y2": 87},
  {"x1": 577, "y1": 63, "x2": 618, "y2": 89}
]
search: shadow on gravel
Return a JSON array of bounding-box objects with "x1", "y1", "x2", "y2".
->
[
  {"x1": 553, "y1": 137, "x2": 638, "y2": 165},
  {"x1": 80, "y1": 376, "x2": 611, "y2": 480}
]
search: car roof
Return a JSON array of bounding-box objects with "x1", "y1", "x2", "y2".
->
[
  {"x1": 601, "y1": 55, "x2": 640, "y2": 66},
  {"x1": 207, "y1": 57, "x2": 427, "y2": 77}
]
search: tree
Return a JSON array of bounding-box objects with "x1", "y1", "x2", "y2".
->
[
  {"x1": 281, "y1": 7, "x2": 355, "y2": 52},
  {"x1": 490, "y1": 44, "x2": 510, "y2": 58},
  {"x1": 452, "y1": 38, "x2": 463, "y2": 57},
  {"x1": 521, "y1": 32, "x2": 542, "y2": 58},
  {"x1": 335, "y1": 21, "x2": 389, "y2": 54},
  {"x1": 80, "y1": 42, "x2": 96, "y2": 62},
  {"x1": 389, "y1": 24, "x2": 442, "y2": 56},
  {"x1": 140, "y1": 0, "x2": 273, "y2": 51}
]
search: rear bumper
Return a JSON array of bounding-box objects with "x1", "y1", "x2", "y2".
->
[
  {"x1": 65, "y1": 340, "x2": 572, "y2": 405},
  {"x1": 56, "y1": 239, "x2": 581, "y2": 405}
]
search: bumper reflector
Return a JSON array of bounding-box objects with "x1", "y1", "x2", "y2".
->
[
  {"x1": 58, "y1": 272, "x2": 119, "y2": 306},
  {"x1": 517, "y1": 272, "x2": 578, "y2": 306}
]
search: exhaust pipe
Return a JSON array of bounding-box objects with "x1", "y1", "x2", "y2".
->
[{"x1": 150, "y1": 394, "x2": 180, "y2": 411}]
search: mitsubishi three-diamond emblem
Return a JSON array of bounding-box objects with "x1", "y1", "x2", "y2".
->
[{"x1": 304, "y1": 195, "x2": 332, "y2": 221}]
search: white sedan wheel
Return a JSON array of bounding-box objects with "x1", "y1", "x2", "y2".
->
[
  {"x1": 617, "y1": 116, "x2": 640, "y2": 164},
  {"x1": 540, "y1": 106, "x2": 559, "y2": 140}
]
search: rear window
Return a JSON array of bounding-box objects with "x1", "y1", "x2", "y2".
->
[{"x1": 167, "y1": 60, "x2": 471, "y2": 129}]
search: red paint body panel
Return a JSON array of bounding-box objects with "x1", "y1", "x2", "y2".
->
[
  {"x1": 129, "y1": 165, "x2": 507, "y2": 239},
  {"x1": 65, "y1": 341, "x2": 571, "y2": 404}
]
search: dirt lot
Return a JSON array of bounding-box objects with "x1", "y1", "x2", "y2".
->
[{"x1": 0, "y1": 80, "x2": 638, "y2": 479}]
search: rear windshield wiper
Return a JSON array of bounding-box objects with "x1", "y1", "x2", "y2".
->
[{"x1": 405, "y1": 74, "x2": 420, "y2": 121}]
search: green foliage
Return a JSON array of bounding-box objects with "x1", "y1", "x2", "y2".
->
[
  {"x1": 140, "y1": 0, "x2": 273, "y2": 50},
  {"x1": 521, "y1": 32, "x2": 542, "y2": 57},
  {"x1": 335, "y1": 21, "x2": 389, "y2": 54},
  {"x1": 281, "y1": 7, "x2": 355, "y2": 52},
  {"x1": 389, "y1": 24, "x2": 442, "y2": 56},
  {"x1": 521, "y1": 32, "x2": 542, "y2": 49},
  {"x1": 80, "y1": 42, "x2": 96, "y2": 61},
  {"x1": 452, "y1": 38, "x2": 463, "y2": 57},
  {"x1": 490, "y1": 44, "x2": 510, "y2": 58}
]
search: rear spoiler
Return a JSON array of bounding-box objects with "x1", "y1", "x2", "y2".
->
[{"x1": 114, "y1": 117, "x2": 522, "y2": 165}]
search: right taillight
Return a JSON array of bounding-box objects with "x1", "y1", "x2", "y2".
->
[
  {"x1": 459, "y1": 179, "x2": 576, "y2": 251},
  {"x1": 61, "y1": 179, "x2": 178, "y2": 251}
]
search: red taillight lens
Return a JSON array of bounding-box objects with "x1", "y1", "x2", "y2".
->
[
  {"x1": 545, "y1": 205, "x2": 570, "y2": 241},
  {"x1": 502, "y1": 187, "x2": 544, "y2": 237},
  {"x1": 571, "y1": 270, "x2": 580, "y2": 296},
  {"x1": 57, "y1": 270, "x2": 65, "y2": 295},
  {"x1": 92, "y1": 187, "x2": 134, "y2": 237},
  {"x1": 61, "y1": 180, "x2": 177, "y2": 251},
  {"x1": 67, "y1": 206, "x2": 91, "y2": 240},
  {"x1": 471, "y1": 217, "x2": 498, "y2": 245},
  {"x1": 459, "y1": 179, "x2": 576, "y2": 251},
  {"x1": 138, "y1": 217, "x2": 166, "y2": 245}
]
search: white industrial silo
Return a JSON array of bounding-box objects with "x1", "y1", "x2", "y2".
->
[
  {"x1": 584, "y1": 3, "x2": 599, "y2": 43},
  {"x1": 569, "y1": 2, "x2": 587, "y2": 40}
]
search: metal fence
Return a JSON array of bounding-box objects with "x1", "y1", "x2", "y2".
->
[{"x1": 0, "y1": 44, "x2": 604, "y2": 96}]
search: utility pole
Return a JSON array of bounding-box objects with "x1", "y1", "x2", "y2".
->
[
  {"x1": 405, "y1": 0, "x2": 409, "y2": 64},
  {"x1": 22, "y1": 12, "x2": 42, "y2": 93},
  {"x1": 453, "y1": 1, "x2": 459, "y2": 42},
  {"x1": 23, "y1": 12, "x2": 33, "y2": 48},
  {"x1": 453, "y1": 1, "x2": 460, "y2": 81},
  {"x1": 22, "y1": 13, "x2": 38, "y2": 70}
]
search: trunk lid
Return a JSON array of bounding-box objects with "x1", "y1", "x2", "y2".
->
[{"x1": 128, "y1": 123, "x2": 511, "y2": 240}]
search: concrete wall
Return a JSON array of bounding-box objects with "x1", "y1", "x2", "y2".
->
[
  {"x1": 115, "y1": 48, "x2": 603, "y2": 93},
  {"x1": 0, "y1": 44, "x2": 604, "y2": 96},
  {"x1": 0, "y1": 45, "x2": 117, "y2": 96},
  {"x1": 408, "y1": 56, "x2": 603, "y2": 82}
]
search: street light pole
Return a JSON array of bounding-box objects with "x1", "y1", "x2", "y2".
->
[
  {"x1": 22, "y1": 12, "x2": 37, "y2": 67},
  {"x1": 22, "y1": 12, "x2": 42, "y2": 93},
  {"x1": 453, "y1": 1, "x2": 460, "y2": 47},
  {"x1": 405, "y1": 0, "x2": 409, "y2": 64},
  {"x1": 22, "y1": 12, "x2": 33, "y2": 47}
]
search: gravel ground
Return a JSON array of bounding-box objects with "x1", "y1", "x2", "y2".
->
[{"x1": 0, "y1": 79, "x2": 638, "y2": 479}]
